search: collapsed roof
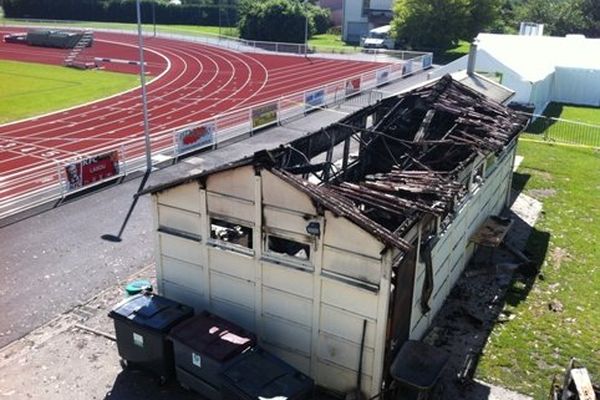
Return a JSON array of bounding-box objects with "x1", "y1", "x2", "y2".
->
[{"x1": 146, "y1": 75, "x2": 528, "y2": 252}]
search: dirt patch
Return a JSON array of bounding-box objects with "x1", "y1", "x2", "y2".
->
[
  {"x1": 533, "y1": 170, "x2": 553, "y2": 181},
  {"x1": 528, "y1": 188, "x2": 557, "y2": 199},
  {"x1": 548, "y1": 299, "x2": 564, "y2": 313},
  {"x1": 549, "y1": 247, "x2": 571, "y2": 269}
]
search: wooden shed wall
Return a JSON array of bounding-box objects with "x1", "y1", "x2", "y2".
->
[
  {"x1": 153, "y1": 167, "x2": 393, "y2": 397},
  {"x1": 409, "y1": 143, "x2": 517, "y2": 339}
]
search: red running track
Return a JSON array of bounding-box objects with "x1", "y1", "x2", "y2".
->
[{"x1": 0, "y1": 29, "x2": 389, "y2": 201}]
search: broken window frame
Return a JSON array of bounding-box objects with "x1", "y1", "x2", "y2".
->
[
  {"x1": 208, "y1": 216, "x2": 254, "y2": 255},
  {"x1": 263, "y1": 230, "x2": 313, "y2": 270}
]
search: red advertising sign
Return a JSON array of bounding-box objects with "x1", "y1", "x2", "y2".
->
[
  {"x1": 345, "y1": 77, "x2": 361, "y2": 96},
  {"x1": 175, "y1": 122, "x2": 215, "y2": 154},
  {"x1": 64, "y1": 150, "x2": 120, "y2": 191}
]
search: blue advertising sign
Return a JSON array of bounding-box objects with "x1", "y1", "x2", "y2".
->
[
  {"x1": 376, "y1": 68, "x2": 390, "y2": 86},
  {"x1": 422, "y1": 54, "x2": 433, "y2": 69},
  {"x1": 305, "y1": 88, "x2": 326, "y2": 111}
]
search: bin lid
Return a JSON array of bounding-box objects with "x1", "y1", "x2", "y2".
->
[
  {"x1": 125, "y1": 280, "x2": 153, "y2": 296},
  {"x1": 223, "y1": 348, "x2": 313, "y2": 398},
  {"x1": 168, "y1": 311, "x2": 255, "y2": 362},
  {"x1": 389, "y1": 340, "x2": 449, "y2": 390},
  {"x1": 108, "y1": 292, "x2": 193, "y2": 333}
]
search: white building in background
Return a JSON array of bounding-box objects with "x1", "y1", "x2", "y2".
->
[
  {"x1": 519, "y1": 22, "x2": 544, "y2": 36},
  {"x1": 430, "y1": 33, "x2": 600, "y2": 114},
  {"x1": 318, "y1": 0, "x2": 343, "y2": 26},
  {"x1": 342, "y1": 0, "x2": 393, "y2": 44}
]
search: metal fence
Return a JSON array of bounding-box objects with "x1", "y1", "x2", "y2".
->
[
  {"x1": 520, "y1": 113, "x2": 600, "y2": 149},
  {"x1": 0, "y1": 26, "x2": 433, "y2": 219}
]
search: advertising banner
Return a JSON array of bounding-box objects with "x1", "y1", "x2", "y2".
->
[
  {"x1": 64, "y1": 150, "x2": 120, "y2": 191},
  {"x1": 305, "y1": 88, "x2": 326, "y2": 111},
  {"x1": 175, "y1": 122, "x2": 216, "y2": 154},
  {"x1": 402, "y1": 61, "x2": 413, "y2": 76},
  {"x1": 422, "y1": 54, "x2": 433, "y2": 69},
  {"x1": 376, "y1": 68, "x2": 390, "y2": 86},
  {"x1": 252, "y1": 103, "x2": 278, "y2": 128},
  {"x1": 345, "y1": 77, "x2": 361, "y2": 96}
]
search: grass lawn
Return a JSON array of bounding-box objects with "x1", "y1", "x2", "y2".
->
[
  {"x1": 477, "y1": 140, "x2": 600, "y2": 398},
  {"x1": 523, "y1": 103, "x2": 600, "y2": 148},
  {"x1": 434, "y1": 40, "x2": 470, "y2": 64},
  {"x1": 308, "y1": 33, "x2": 359, "y2": 52},
  {"x1": 0, "y1": 60, "x2": 139, "y2": 124}
]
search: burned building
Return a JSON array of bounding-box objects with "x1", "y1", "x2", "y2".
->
[{"x1": 143, "y1": 75, "x2": 528, "y2": 397}]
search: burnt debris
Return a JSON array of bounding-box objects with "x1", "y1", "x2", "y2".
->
[{"x1": 263, "y1": 75, "x2": 528, "y2": 251}]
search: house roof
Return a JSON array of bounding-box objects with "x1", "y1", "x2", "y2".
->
[
  {"x1": 143, "y1": 75, "x2": 527, "y2": 252},
  {"x1": 452, "y1": 71, "x2": 515, "y2": 104},
  {"x1": 475, "y1": 33, "x2": 600, "y2": 82}
]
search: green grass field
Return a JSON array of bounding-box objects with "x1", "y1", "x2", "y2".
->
[
  {"x1": 523, "y1": 103, "x2": 600, "y2": 148},
  {"x1": 434, "y1": 40, "x2": 470, "y2": 64},
  {"x1": 477, "y1": 141, "x2": 600, "y2": 398},
  {"x1": 0, "y1": 60, "x2": 139, "y2": 123},
  {"x1": 308, "y1": 33, "x2": 360, "y2": 51}
]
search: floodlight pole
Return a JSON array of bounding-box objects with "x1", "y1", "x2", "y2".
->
[
  {"x1": 219, "y1": 0, "x2": 222, "y2": 37},
  {"x1": 137, "y1": 0, "x2": 152, "y2": 172},
  {"x1": 102, "y1": 0, "x2": 153, "y2": 243},
  {"x1": 304, "y1": 0, "x2": 309, "y2": 57},
  {"x1": 152, "y1": 1, "x2": 156, "y2": 37}
]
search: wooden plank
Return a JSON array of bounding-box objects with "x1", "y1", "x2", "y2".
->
[{"x1": 569, "y1": 368, "x2": 596, "y2": 400}]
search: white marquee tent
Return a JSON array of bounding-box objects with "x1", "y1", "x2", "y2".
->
[{"x1": 430, "y1": 33, "x2": 600, "y2": 114}]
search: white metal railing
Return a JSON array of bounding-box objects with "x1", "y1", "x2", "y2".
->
[
  {"x1": 519, "y1": 112, "x2": 600, "y2": 148},
  {"x1": 0, "y1": 21, "x2": 432, "y2": 220}
]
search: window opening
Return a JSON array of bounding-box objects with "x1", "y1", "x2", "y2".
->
[
  {"x1": 210, "y1": 218, "x2": 253, "y2": 249},
  {"x1": 267, "y1": 235, "x2": 310, "y2": 261}
]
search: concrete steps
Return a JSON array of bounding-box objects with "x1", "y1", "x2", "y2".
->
[{"x1": 64, "y1": 31, "x2": 94, "y2": 68}]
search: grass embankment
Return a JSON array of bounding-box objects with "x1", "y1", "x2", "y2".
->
[
  {"x1": 0, "y1": 60, "x2": 139, "y2": 123},
  {"x1": 523, "y1": 103, "x2": 600, "y2": 148},
  {"x1": 477, "y1": 141, "x2": 600, "y2": 398}
]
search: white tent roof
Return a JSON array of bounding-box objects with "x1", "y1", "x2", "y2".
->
[
  {"x1": 370, "y1": 25, "x2": 391, "y2": 35},
  {"x1": 475, "y1": 33, "x2": 600, "y2": 82}
]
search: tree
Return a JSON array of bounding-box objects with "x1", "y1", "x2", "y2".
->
[
  {"x1": 494, "y1": 0, "x2": 518, "y2": 34},
  {"x1": 580, "y1": 0, "x2": 600, "y2": 37},
  {"x1": 239, "y1": 0, "x2": 324, "y2": 43},
  {"x1": 514, "y1": 0, "x2": 586, "y2": 36},
  {"x1": 466, "y1": 0, "x2": 502, "y2": 38},
  {"x1": 391, "y1": 0, "x2": 470, "y2": 51},
  {"x1": 306, "y1": 2, "x2": 331, "y2": 35}
]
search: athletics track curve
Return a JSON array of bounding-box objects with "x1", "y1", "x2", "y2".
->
[{"x1": 0, "y1": 29, "x2": 388, "y2": 202}]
